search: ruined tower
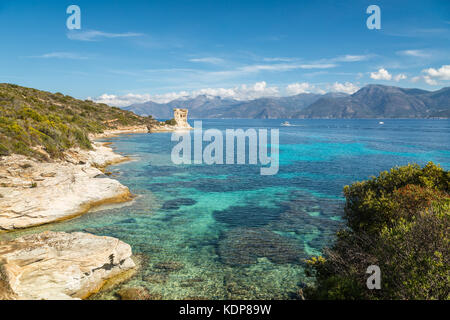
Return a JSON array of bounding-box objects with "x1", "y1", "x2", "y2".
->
[{"x1": 173, "y1": 108, "x2": 190, "y2": 128}]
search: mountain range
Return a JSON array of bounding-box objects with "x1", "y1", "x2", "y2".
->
[{"x1": 123, "y1": 85, "x2": 450, "y2": 119}]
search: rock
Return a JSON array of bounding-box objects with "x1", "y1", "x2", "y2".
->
[
  {"x1": 162, "y1": 198, "x2": 197, "y2": 210},
  {"x1": 117, "y1": 286, "x2": 161, "y2": 300},
  {"x1": 40, "y1": 172, "x2": 56, "y2": 178},
  {"x1": 143, "y1": 273, "x2": 168, "y2": 284},
  {"x1": 218, "y1": 228, "x2": 305, "y2": 266},
  {"x1": 0, "y1": 231, "x2": 135, "y2": 300},
  {"x1": 0, "y1": 142, "x2": 133, "y2": 230},
  {"x1": 153, "y1": 261, "x2": 184, "y2": 272}
]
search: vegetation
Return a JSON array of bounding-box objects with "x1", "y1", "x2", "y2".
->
[
  {"x1": 0, "y1": 83, "x2": 157, "y2": 159},
  {"x1": 305, "y1": 162, "x2": 449, "y2": 300},
  {"x1": 164, "y1": 119, "x2": 177, "y2": 126}
]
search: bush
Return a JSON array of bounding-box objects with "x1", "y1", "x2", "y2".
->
[
  {"x1": 165, "y1": 119, "x2": 177, "y2": 126},
  {"x1": 305, "y1": 162, "x2": 449, "y2": 300}
]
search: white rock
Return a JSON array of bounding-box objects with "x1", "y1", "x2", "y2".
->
[{"x1": 0, "y1": 231, "x2": 135, "y2": 300}]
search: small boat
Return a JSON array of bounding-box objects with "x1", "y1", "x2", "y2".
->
[
  {"x1": 281, "y1": 121, "x2": 292, "y2": 127},
  {"x1": 379, "y1": 121, "x2": 384, "y2": 125}
]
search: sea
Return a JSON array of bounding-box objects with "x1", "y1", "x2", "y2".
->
[{"x1": 2, "y1": 119, "x2": 449, "y2": 299}]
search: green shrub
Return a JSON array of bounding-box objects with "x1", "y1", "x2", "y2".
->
[
  {"x1": 306, "y1": 162, "x2": 450, "y2": 300},
  {"x1": 165, "y1": 119, "x2": 177, "y2": 126}
]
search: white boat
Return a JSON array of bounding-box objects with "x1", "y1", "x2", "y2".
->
[
  {"x1": 281, "y1": 121, "x2": 292, "y2": 126},
  {"x1": 379, "y1": 121, "x2": 384, "y2": 125}
]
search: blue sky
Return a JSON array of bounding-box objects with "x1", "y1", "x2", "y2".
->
[{"x1": 0, "y1": 0, "x2": 449, "y2": 105}]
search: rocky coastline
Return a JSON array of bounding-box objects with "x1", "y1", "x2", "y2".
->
[{"x1": 0, "y1": 109, "x2": 193, "y2": 300}]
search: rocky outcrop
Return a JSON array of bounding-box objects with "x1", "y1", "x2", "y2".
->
[
  {"x1": 0, "y1": 142, "x2": 132, "y2": 230},
  {"x1": 0, "y1": 231, "x2": 135, "y2": 300}
]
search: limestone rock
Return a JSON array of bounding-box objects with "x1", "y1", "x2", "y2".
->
[
  {"x1": 0, "y1": 142, "x2": 132, "y2": 230},
  {"x1": 0, "y1": 231, "x2": 135, "y2": 300}
]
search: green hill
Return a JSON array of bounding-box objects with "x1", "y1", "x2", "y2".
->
[{"x1": 0, "y1": 84, "x2": 155, "y2": 159}]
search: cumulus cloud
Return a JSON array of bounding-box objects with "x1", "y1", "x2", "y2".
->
[
  {"x1": 394, "y1": 73, "x2": 407, "y2": 82},
  {"x1": 329, "y1": 82, "x2": 360, "y2": 94},
  {"x1": 286, "y1": 82, "x2": 314, "y2": 95},
  {"x1": 91, "y1": 82, "x2": 280, "y2": 106},
  {"x1": 422, "y1": 65, "x2": 450, "y2": 80},
  {"x1": 423, "y1": 76, "x2": 438, "y2": 85},
  {"x1": 370, "y1": 68, "x2": 392, "y2": 80}
]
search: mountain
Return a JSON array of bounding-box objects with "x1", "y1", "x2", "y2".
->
[
  {"x1": 0, "y1": 84, "x2": 156, "y2": 159},
  {"x1": 125, "y1": 92, "x2": 347, "y2": 119},
  {"x1": 123, "y1": 85, "x2": 449, "y2": 119},
  {"x1": 295, "y1": 85, "x2": 450, "y2": 118}
]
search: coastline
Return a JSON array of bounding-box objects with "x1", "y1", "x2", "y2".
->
[
  {"x1": 0, "y1": 120, "x2": 194, "y2": 300},
  {"x1": 0, "y1": 126, "x2": 152, "y2": 299}
]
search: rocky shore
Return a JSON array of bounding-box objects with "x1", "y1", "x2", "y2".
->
[
  {"x1": 0, "y1": 231, "x2": 135, "y2": 300},
  {"x1": 0, "y1": 141, "x2": 132, "y2": 230},
  {"x1": 0, "y1": 112, "x2": 193, "y2": 300}
]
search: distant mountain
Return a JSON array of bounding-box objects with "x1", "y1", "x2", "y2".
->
[
  {"x1": 123, "y1": 85, "x2": 450, "y2": 119},
  {"x1": 124, "y1": 92, "x2": 347, "y2": 119},
  {"x1": 295, "y1": 85, "x2": 450, "y2": 118}
]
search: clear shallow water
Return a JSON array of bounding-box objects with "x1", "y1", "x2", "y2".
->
[{"x1": 2, "y1": 119, "x2": 449, "y2": 299}]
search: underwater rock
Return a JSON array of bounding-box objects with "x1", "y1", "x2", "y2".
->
[
  {"x1": 218, "y1": 228, "x2": 305, "y2": 266},
  {"x1": 117, "y1": 286, "x2": 162, "y2": 300},
  {"x1": 115, "y1": 218, "x2": 137, "y2": 224},
  {"x1": 162, "y1": 198, "x2": 197, "y2": 210},
  {"x1": 154, "y1": 261, "x2": 185, "y2": 272},
  {"x1": 213, "y1": 205, "x2": 287, "y2": 228},
  {"x1": 143, "y1": 273, "x2": 168, "y2": 284}
]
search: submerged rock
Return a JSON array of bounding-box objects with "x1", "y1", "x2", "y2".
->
[
  {"x1": 213, "y1": 205, "x2": 287, "y2": 228},
  {"x1": 153, "y1": 261, "x2": 185, "y2": 272},
  {"x1": 218, "y1": 228, "x2": 305, "y2": 266},
  {"x1": 117, "y1": 286, "x2": 161, "y2": 300},
  {"x1": 0, "y1": 231, "x2": 135, "y2": 300},
  {"x1": 162, "y1": 198, "x2": 197, "y2": 210}
]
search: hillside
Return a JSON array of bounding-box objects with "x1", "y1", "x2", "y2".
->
[
  {"x1": 0, "y1": 84, "x2": 156, "y2": 159},
  {"x1": 296, "y1": 85, "x2": 450, "y2": 118}
]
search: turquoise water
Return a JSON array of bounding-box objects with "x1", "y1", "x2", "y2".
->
[{"x1": 2, "y1": 119, "x2": 449, "y2": 299}]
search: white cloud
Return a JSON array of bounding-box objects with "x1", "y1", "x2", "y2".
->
[
  {"x1": 422, "y1": 65, "x2": 450, "y2": 80},
  {"x1": 393, "y1": 73, "x2": 407, "y2": 82},
  {"x1": 286, "y1": 82, "x2": 315, "y2": 95},
  {"x1": 67, "y1": 30, "x2": 143, "y2": 41},
  {"x1": 397, "y1": 50, "x2": 430, "y2": 58},
  {"x1": 91, "y1": 82, "x2": 280, "y2": 106},
  {"x1": 423, "y1": 76, "x2": 438, "y2": 85},
  {"x1": 332, "y1": 54, "x2": 372, "y2": 62},
  {"x1": 370, "y1": 68, "x2": 392, "y2": 80},
  {"x1": 28, "y1": 52, "x2": 88, "y2": 59},
  {"x1": 263, "y1": 57, "x2": 295, "y2": 62},
  {"x1": 189, "y1": 57, "x2": 225, "y2": 64},
  {"x1": 329, "y1": 82, "x2": 360, "y2": 94}
]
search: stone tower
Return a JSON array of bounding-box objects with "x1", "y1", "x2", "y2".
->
[{"x1": 173, "y1": 108, "x2": 190, "y2": 128}]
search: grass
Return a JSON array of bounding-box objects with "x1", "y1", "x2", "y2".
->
[{"x1": 0, "y1": 83, "x2": 158, "y2": 159}]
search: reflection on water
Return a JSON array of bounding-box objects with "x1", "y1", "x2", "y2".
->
[{"x1": 2, "y1": 119, "x2": 449, "y2": 299}]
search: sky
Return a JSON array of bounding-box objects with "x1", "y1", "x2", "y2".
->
[{"x1": 0, "y1": 0, "x2": 449, "y2": 106}]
